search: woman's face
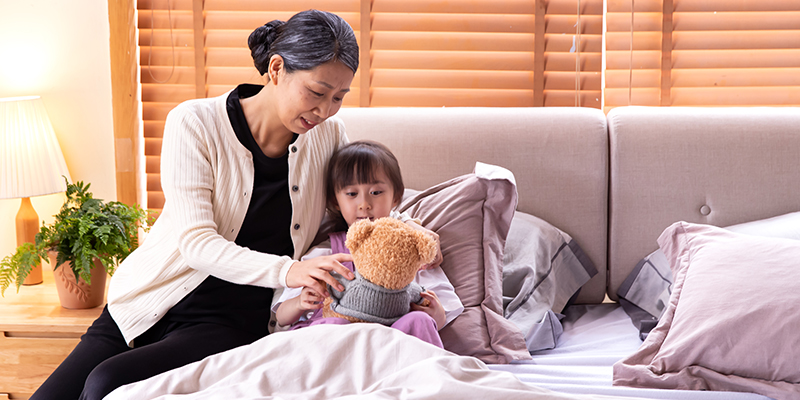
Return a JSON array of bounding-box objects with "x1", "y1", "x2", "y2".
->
[{"x1": 274, "y1": 59, "x2": 354, "y2": 134}]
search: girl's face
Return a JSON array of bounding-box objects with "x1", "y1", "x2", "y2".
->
[
  {"x1": 334, "y1": 168, "x2": 398, "y2": 227},
  {"x1": 273, "y1": 59, "x2": 354, "y2": 134}
]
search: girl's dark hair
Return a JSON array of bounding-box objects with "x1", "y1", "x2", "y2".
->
[
  {"x1": 248, "y1": 9, "x2": 359, "y2": 76},
  {"x1": 326, "y1": 141, "x2": 405, "y2": 223}
]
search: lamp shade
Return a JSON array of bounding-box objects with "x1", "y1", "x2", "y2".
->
[{"x1": 0, "y1": 96, "x2": 71, "y2": 199}]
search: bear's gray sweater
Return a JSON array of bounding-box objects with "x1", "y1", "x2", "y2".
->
[{"x1": 328, "y1": 269, "x2": 425, "y2": 325}]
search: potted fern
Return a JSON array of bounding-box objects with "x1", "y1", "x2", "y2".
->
[{"x1": 0, "y1": 178, "x2": 150, "y2": 308}]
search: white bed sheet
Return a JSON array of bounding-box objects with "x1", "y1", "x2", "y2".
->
[
  {"x1": 489, "y1": 304, "x2": 773, "y2": 400},
  {"x1": 104, "y1": 303, "x2": 775, "y2": 400},
  {"x1": 104, "y1": 322, "x2": 645, "y2": 400}
]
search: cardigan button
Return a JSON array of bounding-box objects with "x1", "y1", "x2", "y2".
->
[
  {"x1": 294, "y1": 223, "x2": 300, "y2": 230},
  {"x1": 292, "y1": 185, "x2": 299, "y2": 192},
  {"x1": 291, "y1": 146, "x2": 298, "y2": 153}
]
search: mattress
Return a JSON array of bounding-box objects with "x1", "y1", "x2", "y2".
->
[{"x1": 489, "y1": 304, "x2": 773, "y2": 400}]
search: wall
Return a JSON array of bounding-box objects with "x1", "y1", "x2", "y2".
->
[{"x1": 0, "y1": 0, "x2": 116, "y2": 263}]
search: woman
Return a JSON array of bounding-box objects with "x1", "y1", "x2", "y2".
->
[{"x1": 33, "y1": 10, "x2": 362, "y2": 400}]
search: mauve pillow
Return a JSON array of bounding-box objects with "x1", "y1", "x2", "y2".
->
[
  {"x1": 618, "y1": 210, "x2": 800, "y2": 325},
  {"x1": 613, "y1": 221, "x2": 800, "y2": 400},
  {"x1": 398, "y1": 163, "x2": 530, "y2": 364}
]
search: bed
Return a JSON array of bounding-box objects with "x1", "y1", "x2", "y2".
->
[{"x1": 105, "y1": 106, "x2": 800, "y2": 400}]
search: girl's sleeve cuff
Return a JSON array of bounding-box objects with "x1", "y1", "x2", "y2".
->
[{"x1": 392, "y1": 209, "x2": 421, "y2": 225}]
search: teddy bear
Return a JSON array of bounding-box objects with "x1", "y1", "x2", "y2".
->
[{"x1": 322, "y1": 217, "x2": 438, "y2": 325}]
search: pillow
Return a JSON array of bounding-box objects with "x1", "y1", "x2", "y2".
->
[
  {"x1": 398, "y1": 162, "x2": 530, "y2": 364},
  {"x1": 613, "y1": 222, "x2": 800, "y2": 399},
  {"x1": 618, "y1": 211, "x2": 800, "y2": 335},
  {"x1": 502, "y1": 211, "x2": 597, "y2": 352}
]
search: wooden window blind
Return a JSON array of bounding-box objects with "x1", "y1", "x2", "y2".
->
[
  {"x1": 539, "y1": 0, "x2": 603, "y2": 108},
  {"x1": 139, "y1": 0, "x2": 194, "y2": 212},
  {"x1": 605, "y1": 0, "x2": 800, "y2": 112},
  {"x1": 137, "y1": 0, "x2": 602, "y2": 213},
  {"x1": 369, "y1": 0, "x2": 601, "y2": 107}
]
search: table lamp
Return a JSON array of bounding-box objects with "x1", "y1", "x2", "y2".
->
[{"x1": 0, "y1": 96, "x2": 71, "y2": 285}]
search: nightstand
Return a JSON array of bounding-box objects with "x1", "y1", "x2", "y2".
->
[{"x1": 0, "y1": 268, "x2": 103, "y2": 400}]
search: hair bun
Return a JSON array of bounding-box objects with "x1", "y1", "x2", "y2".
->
[{"x1": 248, "y1": 20, "x2": 285, "y2": 75}]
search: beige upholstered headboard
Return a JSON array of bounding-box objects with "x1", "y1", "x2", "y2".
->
[
  {"x1": 607, "y1": 107, "x2": 800, "y2": 300},
  {"x1": 336, "y1": 107, "x2": 609, "y2": 304}
]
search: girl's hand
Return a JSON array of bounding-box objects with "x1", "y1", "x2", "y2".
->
[
  {"x1": 275, "y1": 286, "x2": 327, "y2": 327},
  {"x1": 286, "y1": 253, "x2": 354, "y2": 297},
  {"x1": 299, "y1": 287, "x2": 325, "y2": 310},
  {"x1": 405, "y1": 220, "x2": 443, "y2": 270},
  {"x1": 410, "y1": 290, "x2": 447, "y2": 330}
]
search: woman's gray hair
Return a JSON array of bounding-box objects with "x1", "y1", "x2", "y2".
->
[{"x1": 248, "y1": 9, "x2": 359, "y2": 76}]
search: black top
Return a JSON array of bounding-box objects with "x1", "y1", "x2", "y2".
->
[{"x1": 165, "y1": 84, "x2": 298, "y2": 337}]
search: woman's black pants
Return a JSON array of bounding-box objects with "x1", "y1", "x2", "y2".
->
[{"x1": 30, "y1": 306, "x2": 262, "y2": 400}]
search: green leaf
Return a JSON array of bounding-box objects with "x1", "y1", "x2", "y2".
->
[
  {"x1": 0, "y1": 243, "x2": 43, "y2": 296},
  {"x1": 0, "y1": 177, "x2": 151, "y2": 294}
]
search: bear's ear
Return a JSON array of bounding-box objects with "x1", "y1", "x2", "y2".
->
[
  {"x1": 345, "y1": 218, "x2": 374, "y2": 253},
  {"x1": 414, "y1": 230, "x2": 438, "y2": 265}
]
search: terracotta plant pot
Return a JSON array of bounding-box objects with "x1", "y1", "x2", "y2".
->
[{"x1": 49, "y1": 252, "x2": 107, "y2": 309}]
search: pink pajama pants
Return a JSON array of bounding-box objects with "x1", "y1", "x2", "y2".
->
[{"x1": 290, "y1": 310, "x2": 444, "y2": 348}]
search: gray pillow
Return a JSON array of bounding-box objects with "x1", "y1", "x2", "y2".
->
[{"x1": 502, "y1": 211, "x2": 597, "y2": 352}]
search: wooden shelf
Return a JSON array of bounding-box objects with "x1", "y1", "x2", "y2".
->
[{"x1": 0, "y1": 268, "x2": 103, "y2": 400}]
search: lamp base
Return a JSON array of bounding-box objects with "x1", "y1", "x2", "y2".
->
[
  {"x1": 17, "y1": 197, "x2": 43, "y2": 285},
  {"x1": 22, "y1": 266, "x2": 44, "y2": 286}
]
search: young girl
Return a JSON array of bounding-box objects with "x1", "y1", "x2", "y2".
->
[{"x1": 273, "y1": 141, "x2": 463, "y2": 347}]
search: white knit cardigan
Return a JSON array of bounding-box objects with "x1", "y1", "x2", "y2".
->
[{"x1": 108, "y1": 91, "x2": 348, "y2": 346}]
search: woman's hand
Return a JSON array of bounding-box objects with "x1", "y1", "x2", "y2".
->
[
  {"x1": 405, "y1": 220, "x2": 443, "y2": 270},
  {"x1": 410, "y1": 290, "x2": 447, "y2": 330},
  {"x1": 286, "y1": 253, "x2": 354, "y2": 297}
]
